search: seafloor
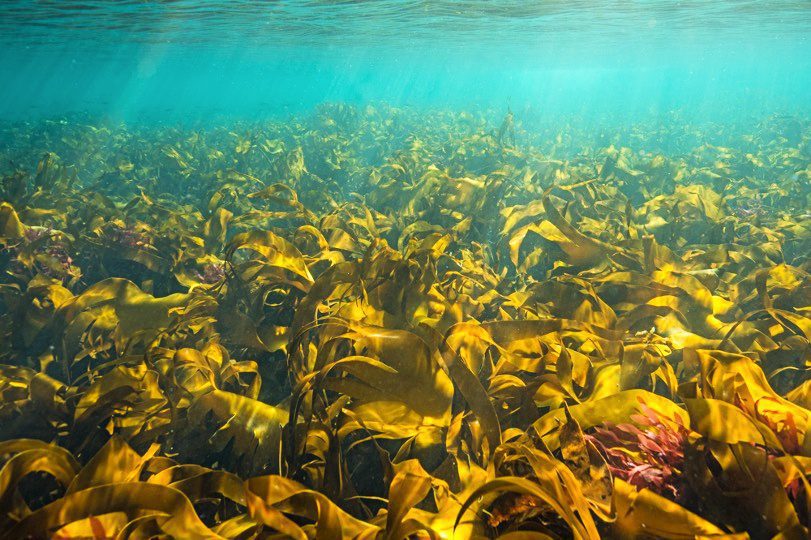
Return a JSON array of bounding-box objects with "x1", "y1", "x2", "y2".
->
[{"x1": 0, "y1": 106, "x2": 809, "y2": 539}]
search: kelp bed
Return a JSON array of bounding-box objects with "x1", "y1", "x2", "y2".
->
[{"x1": 0, "y1": 106, "x2": 809, "y2": 540}]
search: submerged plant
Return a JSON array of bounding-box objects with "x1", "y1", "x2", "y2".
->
[
  {"x1": 587, "y1": 399, "x2": 690, "y2": 500},
  {"x1": 5, "y1": 226, "x2": 79, "y2": 282},
  {"x1": 101, "y1": 222, "x2": 152, "y2": 250},
  {"x1": 729, "y1": 196, "x2": 766, "y2": 220},
  {"x1": 195, "y1": 261, "x2": 227, "y2": 284},
  {"x1": 0, "y1": 110, "x2": 808, "y2": 538}
]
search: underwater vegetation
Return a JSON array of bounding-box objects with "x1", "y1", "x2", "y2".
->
[{"x1": 0, "y1": 105, "x2": 809, "y2": 539}]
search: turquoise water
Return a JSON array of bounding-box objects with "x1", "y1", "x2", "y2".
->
[{"x1": 0, "y1": 1, "x2": 809, "y2": 122}]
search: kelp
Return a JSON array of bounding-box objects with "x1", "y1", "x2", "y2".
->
[{"x1": 0, "y1": 107, "x2": 809, "y2": 538}]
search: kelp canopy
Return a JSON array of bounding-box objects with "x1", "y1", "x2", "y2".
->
[{"x1": 0, "y1": 106, "x2": 809, "y2": 539}]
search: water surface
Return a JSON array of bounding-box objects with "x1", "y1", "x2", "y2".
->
[{"x1": 0, "y1": 1, "x2": 808, "y2": 121}]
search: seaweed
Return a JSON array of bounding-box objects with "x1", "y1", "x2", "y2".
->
[{"x1": 0, "y1": 107, "x2": 809, "y2": 538}]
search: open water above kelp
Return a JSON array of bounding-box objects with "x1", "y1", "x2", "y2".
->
[{"x1": 1, "y1": 2, "x2": 811, "y2": 539}]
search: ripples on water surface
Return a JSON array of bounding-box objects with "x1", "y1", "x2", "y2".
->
[{"x1": 0, "y1": 1, "x2": 808, "y2": 49}]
